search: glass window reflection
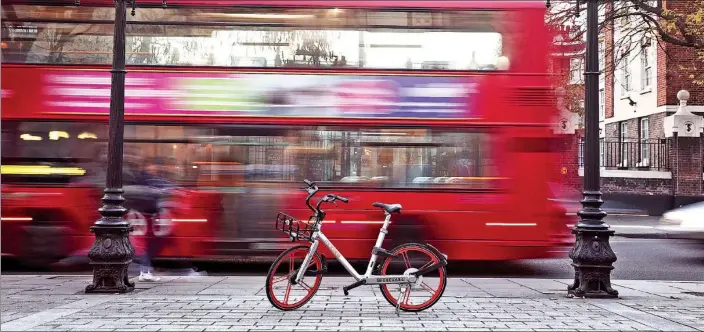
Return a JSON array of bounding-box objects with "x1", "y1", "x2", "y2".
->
[
  {"x1": 2, "y1": 5, "x2": 505, "y2": 70},
  {"x1": 2, "y1": 122, "x2": 499, "y2": 189}
]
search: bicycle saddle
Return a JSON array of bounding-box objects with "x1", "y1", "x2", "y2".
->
[{"x1": 372, "y1": 202, "x2": 402, "y2": 214}]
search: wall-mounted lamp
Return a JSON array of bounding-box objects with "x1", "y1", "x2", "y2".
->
[
  {"x1": 626, "y1": 91, "x2": 637, "y2": 108},
  {"x1": 626, "y1": 96, "x2": 637, "y2": 107}
]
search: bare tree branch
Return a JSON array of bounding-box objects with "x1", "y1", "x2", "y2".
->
[
  {"x1": 548, "y1": 0, "x2": 704, "y2": 92},
  {"x1": 634, "y1": 12, "x2": 695, "y2": 47}
]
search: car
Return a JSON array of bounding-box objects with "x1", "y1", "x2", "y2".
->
[
  {"x1": 656, "y1": 202, "x2": 704, "y2": 240},
  {"x1": 546, "y1": 182, "x2": 650, "y2": 216}
]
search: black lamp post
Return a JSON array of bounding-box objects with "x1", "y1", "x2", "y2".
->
[
  {"x1": 548, "y1": 0, "x2": 618, "y2": 297},
  {"x1": 85, "y1": 0, "x2": 137, "y2": 294}
]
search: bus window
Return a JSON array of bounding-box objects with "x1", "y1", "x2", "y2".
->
[{"x1": 2, "y1": 5, "x2": 506, "y2": 71}]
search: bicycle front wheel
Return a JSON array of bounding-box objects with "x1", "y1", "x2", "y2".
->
[
  {"x1": 378, "y1": 243, "x2": 447, "y2": 312},
  {"x1": 265, "y1": 245, "x2": 323, "y2": 310}
]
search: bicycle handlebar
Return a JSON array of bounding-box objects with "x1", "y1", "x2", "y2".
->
[
  {"x1": 335, "y1": 195, "x2": 349, "y2": 203},
  {"x1": 302, "y1": 179, "x2": 319, "y2": 213},
  {"x1": 301, "y1": 179, "x2": 348, "y2": 215}
]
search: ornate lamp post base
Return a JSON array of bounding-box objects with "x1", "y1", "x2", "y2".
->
[
  {"x1": 567, "y1": 229, "x2": 619, "y2": 298},
  {"x1": 85, "y1": 224, "x2": 135, "y2": 294},
  {"x1": 566, "y1": 191, "x2": 618, "y2": 298}
]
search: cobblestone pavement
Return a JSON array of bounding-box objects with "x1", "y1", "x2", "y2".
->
[{"x1": 2, "y1": 275, "x2": 704, "y2": 331}]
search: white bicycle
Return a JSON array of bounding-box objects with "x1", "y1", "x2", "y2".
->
[{"x1": 265, "y1": 180, "x2": 448, "y2": 313}]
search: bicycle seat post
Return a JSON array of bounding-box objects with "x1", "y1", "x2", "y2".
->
[
  {"x1": 376, "y1": 211, "x2": 393, "y2": 249},
  {"x1": 363, "y1": 203, "x2": 400, "y2": 278}
]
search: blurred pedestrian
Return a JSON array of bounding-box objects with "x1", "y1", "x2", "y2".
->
[
  {"x1": 123, "y1": 157, "x2": 168, "y2": 282},
  {"x1": 129, "y1": 157, "x2": 206, "y2": 281}
]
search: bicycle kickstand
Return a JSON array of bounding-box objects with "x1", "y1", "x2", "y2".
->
[{"x1": 396, "y1": 286, "x2": 406, "y2": 316}]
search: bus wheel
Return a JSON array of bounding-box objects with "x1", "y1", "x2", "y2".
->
[{"x1": 21, "y1": 224, "x2": 71, "y2": 269}]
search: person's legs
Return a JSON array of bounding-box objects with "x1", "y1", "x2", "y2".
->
[
  {"x1": 139, "y1": 214, "x2": 161, "y2": 281},
  {"x1": 138, "y1": 245, "x2": 160, "y2": 281}
]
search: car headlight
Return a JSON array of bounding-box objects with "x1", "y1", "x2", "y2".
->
[{"x1": 660, "y1": 215, "x2": 682, "y2": 225}]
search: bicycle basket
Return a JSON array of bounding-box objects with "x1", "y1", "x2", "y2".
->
[{"x1": 275, "y1": 212, "x2": 315, "y2": 242}]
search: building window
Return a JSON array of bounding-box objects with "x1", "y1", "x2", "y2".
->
[
  {"x1": 578, "y1": 137, "x2": 584, "y2": 167},
  {"x1": 620, "y1": 121, "x2": 628, "y2": 167},
  {"x1": 568, "y1": 26, "x2": 581, "y2": 40},
  {"x1": 599, "y1": 40, "x2": 605, "y2": 72},
  {"x1": 570, "y1": 58, "x2": 584, "y2": 84},
  {"x1": 620, "y1": 6, "x2": 631, "y2": 26},
  {"x1": 620, "y1": 122, "x2": 628, "y2": 142},
  {"x1": 639, "y1": 117, "x2": 649, "y2": 165},
  {"x1": 621, "y1": 59, "x2": 631, "y2": 95},
  {"x1": 599, "y1": 88, "x2": 605, "y2": 119},
  {"x1": 640, "y1": 46, "x2": 652, "y2": 89},
  {"x1": 599, "y1": 138, "x2": 605, "y2": 167}
]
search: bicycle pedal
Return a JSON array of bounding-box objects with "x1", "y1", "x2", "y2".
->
[{"x1": 342, "y1": 279, "x2": 366, "y2": 296}]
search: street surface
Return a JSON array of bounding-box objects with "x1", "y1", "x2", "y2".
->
[
  {"x1": 188, "y1": 236, "x2": 704, "y2": 281},
  {"x1": 2, "y1": 215, "x2": 703, "y2": 331},
  {"x1": 2, "y1": 275, "x2": 704, "y2": 331},
  {"x1": 3, "y1": 216, "x2": 704, "y2": 281}
]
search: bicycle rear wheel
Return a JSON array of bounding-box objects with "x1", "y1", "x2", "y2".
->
[
  {"x1": 265, "y1": 245, "x2": 323, "y2": 310},
  {"x1": 378, "y1": 243, "x2": 447, "y2": 312}
]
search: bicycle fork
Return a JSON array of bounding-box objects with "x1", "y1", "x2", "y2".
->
[{"x1": 292, "y1": 237, "x2": 320, "y2": 285}]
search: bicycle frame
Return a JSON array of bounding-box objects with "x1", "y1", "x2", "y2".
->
[{"x1": 294, "y1": 211, "x2": 416, "y2": 285}]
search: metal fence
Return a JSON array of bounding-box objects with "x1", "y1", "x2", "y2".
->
[{"x1": 578, "y1": 140, "x2": 670, "y2": 171}]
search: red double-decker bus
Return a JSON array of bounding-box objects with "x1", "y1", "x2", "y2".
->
[{"x1": 1, "y1": 0, "x2": 574, "y2": 267}]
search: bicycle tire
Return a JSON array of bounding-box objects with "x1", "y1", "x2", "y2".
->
[
  {"x1": 378, "y1": 243, "x2": 447, "y2": 312},
  {"x1": 265, "y1": 245, "x2": 323, "y2": 310}
]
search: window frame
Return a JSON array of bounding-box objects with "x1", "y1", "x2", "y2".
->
[
  {"x1": 598, "y1": 40, "x2": 605, "y2": 72},
  {"x1": 621, "y1": 58, "x2": 631, "y2": 95},
  {"x1": 570, "y1": 57, "x2": 584, "y2": 84},
  {"x1": 639, "y1": 117, "x2": 649, "y2": 165},
  {"x1": 599, "y1": 88, "x2": 605, "y2": 119},
  {"x1": 599, "y1": 137, "x2": 604, "y2": 167},
  {"x1": 640, "y1": 45, "x2": 652, "y2": 90},
  {"x1": 619, "y1": 121, "x2": 628, "y2": 166}
]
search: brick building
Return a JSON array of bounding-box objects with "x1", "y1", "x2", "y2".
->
[
  {"x1": 551, "y1": 24, "x2": 585, "y2": 115},
  {"x1": 550, "y1": 24, "x2": 585, "y2": 191},
  {"x1": 579, "y1": 0, "x2": 704, "y2": 214}
]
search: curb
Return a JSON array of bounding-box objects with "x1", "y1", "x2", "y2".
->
[
  {"x1": 615, "y1": 232, "x2": 702, "y2": 240},
  {"x1": 567, "y1": 211, "x2": 657, "y2": 217},
  {"x1": 615, "y1": 232, "x2": 670, "y2": 239}
]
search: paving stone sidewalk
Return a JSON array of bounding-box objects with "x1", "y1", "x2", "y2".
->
[{"x1": 2, "y1": 275, "x2": 704, "y2": 331}]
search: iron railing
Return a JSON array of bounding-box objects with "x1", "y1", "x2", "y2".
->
[{"x1": 578, "y1": 140, "x2": 670, "y2": 171}]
